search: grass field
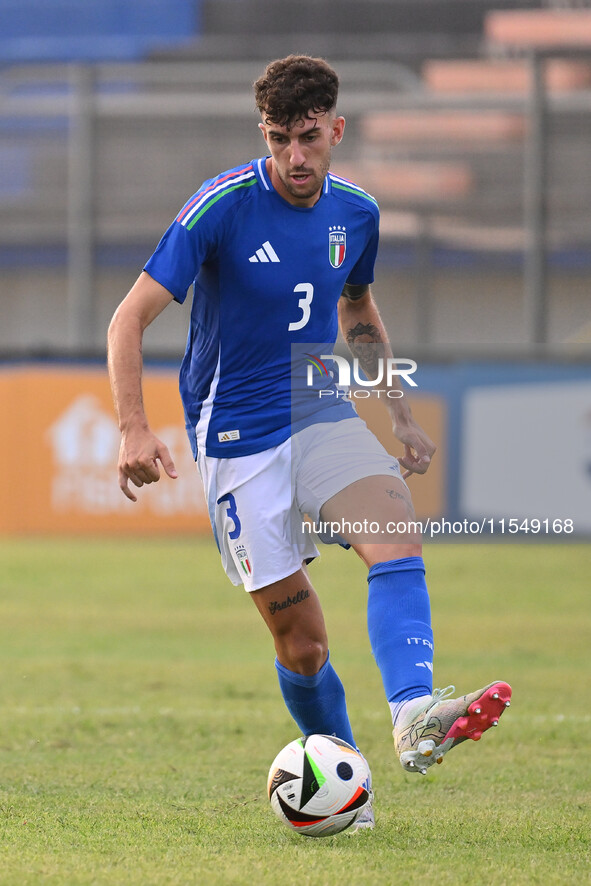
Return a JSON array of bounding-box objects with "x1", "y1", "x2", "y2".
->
[{"x1": 0, "y1": 538, "x2": 589, "y2": 885}]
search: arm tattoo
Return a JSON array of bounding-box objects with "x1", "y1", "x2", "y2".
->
[
  {"x1": 346, "y1": 321, "x2": 383, "y2": 346},
  {"x1": 346, "y1": 322, "x2": 385, "y2": 379},
  {"x1": 341, "y1": 283, "x2": 369, "y2": 301}
]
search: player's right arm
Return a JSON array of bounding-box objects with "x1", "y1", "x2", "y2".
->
[{"x1": 107, "y1": 271, "x2": 178, "y2": 501}]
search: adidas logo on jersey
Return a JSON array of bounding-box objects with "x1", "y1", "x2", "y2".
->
[
  {"x1": 248, "y1": 240, "x2": 280, "y2": 263},
  {"x1": 218, "y1": 429, "x2": 240, "y2": 442}
]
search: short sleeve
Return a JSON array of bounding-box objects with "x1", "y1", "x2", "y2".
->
[
  {"x1": 144, "y1": 203, "x2": 219, "y2": 304},
  {"x1": 345, "y1": 208, "x2": 379, "y2": 287}
]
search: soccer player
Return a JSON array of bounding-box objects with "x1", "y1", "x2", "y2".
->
[{"x1": 108, "y1": 55, "x2": 511, "y2": 829}]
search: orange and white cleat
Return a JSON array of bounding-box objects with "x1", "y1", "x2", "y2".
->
[{"x1": 393, "y1": 682, "x2": 512, "y2": 775}]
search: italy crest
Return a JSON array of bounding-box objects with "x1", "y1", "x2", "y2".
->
[
  {"x1": 234, "y1": 543, "x2": 252, "y2": 576},
  {"x1": 329, "y1": 226, "x2": 346, "y2": 268}
]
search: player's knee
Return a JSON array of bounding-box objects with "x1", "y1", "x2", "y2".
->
[
  {"x1": 277, "y1": 635, "x2": 328, "y2": 676},
  {"x1": 355, "y1": 541, "x2": 423, "y2": 569}
]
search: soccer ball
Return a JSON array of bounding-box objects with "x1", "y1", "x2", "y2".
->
[{"x1": 267, "y1": 734, "x2": 371, "y2": 837}]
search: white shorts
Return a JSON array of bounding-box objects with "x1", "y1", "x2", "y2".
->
[{"x1": 197, "y1": 416, "x2": 404, "y2": 592}]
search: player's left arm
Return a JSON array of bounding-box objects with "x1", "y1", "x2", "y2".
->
[{"x1": 338, "y1": 284, "x2": 436, "y2": 477}]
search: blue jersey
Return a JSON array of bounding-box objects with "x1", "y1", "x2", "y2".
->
[{"x1": 144, "y1": 157, "x2": 380, "y2": 458}]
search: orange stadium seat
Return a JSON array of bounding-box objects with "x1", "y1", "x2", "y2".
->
[
  {"x1": 362, "y1": 111, "x2": 526, "y2": 145},
  {"x1": 334, "y1": 161, "x2": 473, "y2": 204},
  {"x1": 485, "y1": 9, "x2": 591, "y2": 48},
  {"x1": 423, "y1": 59, "x2": 591, "y2": 94}
]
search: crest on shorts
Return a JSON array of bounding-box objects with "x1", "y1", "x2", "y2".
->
[
  {"x1": 329, "y1": 226, "x2": 346, "y2": 268},
  {"x1": 234, "y1": 544, "x2": 252, "y2": 576}
]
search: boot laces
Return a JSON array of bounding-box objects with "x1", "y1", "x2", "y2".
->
[{"x1": 424, "y1": 685, "x2": 456, "y2": 717}]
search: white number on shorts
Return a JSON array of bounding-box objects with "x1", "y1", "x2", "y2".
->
[{"x1": 288, "y1": 283, "x2": 314, "y2": 331}]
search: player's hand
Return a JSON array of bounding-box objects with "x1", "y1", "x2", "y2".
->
[
  {"x1": 392, "y1": 417, "x2": 436, "y2": 479},
  {"x1": 118, "y1": 427, "x2": 178, "y2": 502}
]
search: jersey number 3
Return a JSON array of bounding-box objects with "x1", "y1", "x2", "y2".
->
[{"x1": 288, "y1": 283, "x2": 314, "y2": 331}]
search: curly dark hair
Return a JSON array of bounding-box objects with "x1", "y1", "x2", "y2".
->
[{"x1": 253, "y1": 55, "x2": 339, "y2": 129}]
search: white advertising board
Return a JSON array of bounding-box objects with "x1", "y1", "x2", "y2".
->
[{"x1": 461, "y1": 380, "x2": 591, "y2": 534}]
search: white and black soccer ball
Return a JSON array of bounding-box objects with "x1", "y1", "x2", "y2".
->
[{"x1": 267, "y1": 734, "x2": 371, "y2": 837}]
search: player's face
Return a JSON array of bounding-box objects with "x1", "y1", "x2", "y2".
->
[{"x1": 259, "y1": 112, "x2": 345, "y2": 207}]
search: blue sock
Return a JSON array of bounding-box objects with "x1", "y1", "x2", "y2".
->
[
  {"x1": 275, "y1": 653, "x2": 356, "y2": 747},
  {"x1": 367, "y1": 556, "x2": 433, "y2": 705}
]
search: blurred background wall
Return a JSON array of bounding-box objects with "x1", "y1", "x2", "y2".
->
[
  {"x1": 1, "y1": 0, "x2": 591, "y2": 354},
  {"x1": 0, "y1": 0, "x2": 590, "y2": 534}
]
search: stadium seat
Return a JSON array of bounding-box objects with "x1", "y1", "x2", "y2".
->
[
  {"x1": 0, "y1": 0, "x2": 198, "y2": 63},
  {"x1": 423, "y1": 59, "x2": 591, "y2": 95},
  {"x1": 362, "y1": 111, "x2": 526, "y2": 147},
  {"x1": 333, "y1": 161, "x2": 473, "y2": 205},
  {"x1": 486, "y1": 9, "x2": 591, "y2": 49}
]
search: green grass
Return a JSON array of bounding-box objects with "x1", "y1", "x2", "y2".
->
[{"x1": 0, "y1": 539, "x2": 589, "y2": 885}]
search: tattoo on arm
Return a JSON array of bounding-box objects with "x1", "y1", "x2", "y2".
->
[
  {"x1": 346, "y1": 322, "x2": 385, "y2": 378},
  {"x1": 346, "y1": 321, "x2": 383, "y2": 346},
  {"x1": 341, "y1": 283, "x2": 369, "y2": 301}
]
